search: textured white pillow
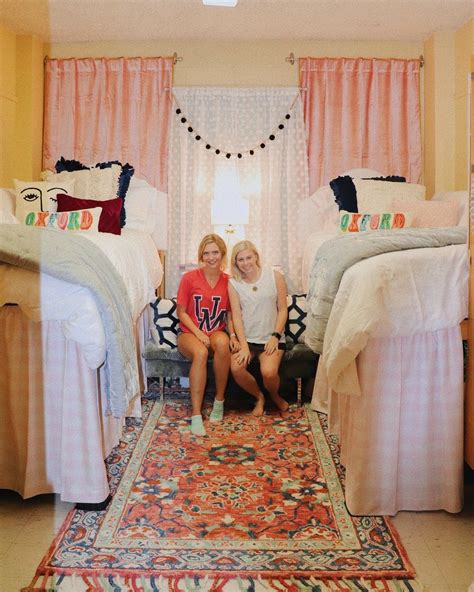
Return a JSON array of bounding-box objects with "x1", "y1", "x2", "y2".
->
[
  {"x1": 354, "y1": 179, "x2": 426, "y2": 213},
  {"x1": 23, "y1": 207, "x2": 102, "y2": 233},
  {"x1": 303, "y1": 185, "x2": 339, "y2": 233},
  {"x1": 14, "y1": 179, "x2": 75, "y2": 219},
  {"x1": 42, "y1": 165, "x2": 121, "y2": 201},
  {"x1": 125, "y1": 184, "x2": 159, "y2": 235}
]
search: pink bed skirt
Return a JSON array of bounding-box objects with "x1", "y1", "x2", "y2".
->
[
  {"x1": 312, "y1": 326, "x2": 464, "y2": 516},
  {"x1": 0, "y1": 305, "x2": 145, "y2": 503}
]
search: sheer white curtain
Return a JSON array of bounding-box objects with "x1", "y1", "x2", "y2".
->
[{"x1": 167, "y1": 87, "x2": 309, "y2": 296}]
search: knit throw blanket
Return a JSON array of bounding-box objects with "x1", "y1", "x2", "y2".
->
[{"x1": 0, "y1": 224, "x2": 139, "y2": 417}]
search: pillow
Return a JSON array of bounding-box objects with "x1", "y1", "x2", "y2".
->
[
  {"x1": 339, "y1": 210, "x2": 413, "y2": 233},
  {"x1": 330, "y1": 175, "x2": 408, "y2": 213},
  {"x1": 329, "y1": 176, "x2": 358, "y2": 212},
  {"x1": 0, "y1": 188, "x2": 15, "y2": 214},
  {"x1": 53, "y1": 158, "x2": 135, "y2": 227},
  {"x1": 306, "y1": 185, "x2": 340, "y2": 232},
  {"x1": 431, "y1": 191, "x2": 468, "y2": 227},
  {"x1": 149, "y1": 298, "x2": 179, "y2": 349},
  {"x1": 42, "y1": 166, "x2": 121, "y2": 202},
  {"x1": 354, "y1": 179, "x2": 425, "y2": 213},
  {"x1": 56, "y1": 194, "x2": 122, "y2": 235},
  {"x1": 0, "y1": 210, "x2": 19, "y2": 224},
  {"x1": 14, "y1": 179, "x2": 75, "y2": 219},
  {"x1": 23, "y1": 207, "x2": 102, "y2": 233},
  {"x1": 391, "y1": 199, "x2": 459, "y2": 229},
  {"x1": 125, "y1": 183, "x2": 161, "y2": 235},
  {"x1": 285, "y1": 294, "x2": 307, "y2": 344}
]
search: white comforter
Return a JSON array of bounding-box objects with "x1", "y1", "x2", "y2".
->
[
  {"x1": 303, "y1": 231, "x2": 468, "y2": 396},
  {"x1": 0, "y1": 229, "x2": 162, "y2": 368}
]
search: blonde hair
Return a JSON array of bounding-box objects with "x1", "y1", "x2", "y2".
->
[
  {"x1": 231, "y1": 240, "x2": 261, "y2": 281},
  {"x1": 197, "y1": 234, "x2": 227, "y2": 270}
]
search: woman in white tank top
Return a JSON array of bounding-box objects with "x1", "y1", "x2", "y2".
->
[{"x1": 228, "y1": 240, "x2": 289, "y2": 416}]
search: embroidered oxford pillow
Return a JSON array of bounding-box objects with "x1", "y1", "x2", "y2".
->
[
  {"x1": 56, "y1": 194, "x2": 122, "y2": 235},
  {"x1": 23, "y1": 207, "x2": 102, "y2": 233},
  {"x1": 285, "y1": 294, "x2": 307, "y2": 344},
  {"x1": 14, "y1": 179, "x2": 75, "y2": 220},
  {"x1": 149, "y1": 298, "x2": 179, "y2": 349},
  {"x1": 339, "y1": 210, "x2": 413, "y2": 233}
]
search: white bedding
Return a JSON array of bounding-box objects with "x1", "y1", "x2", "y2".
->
[
  {"x1": 0, "y1": 228, "x2": 162, "y2": 368},
  {"x1": 318, "y1": 243, "x2": 468, "y2": 396}
]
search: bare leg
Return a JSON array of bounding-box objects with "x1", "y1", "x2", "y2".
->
[
  {"x1": 177, "y1": 333, "x2": 209, "y2": 417},
  {"x1": 230, "y1": 354, "x2": 265, "y2": 416},
  {"x1": 259, "y1": 350, "x2": 289, "y2": 412},
  {"x1": 209, "y1": 331, "x2": 231, "y2": 402}
]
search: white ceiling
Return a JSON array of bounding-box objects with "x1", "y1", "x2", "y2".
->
[{"x1": 0, "y1": 0, "x2": 473, "y2": 43}]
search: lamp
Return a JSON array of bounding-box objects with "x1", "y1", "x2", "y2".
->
[{"x1": 211, "y1": 198, "x2": 249, "y2": 247}]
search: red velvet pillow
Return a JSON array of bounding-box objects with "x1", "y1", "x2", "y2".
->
[{"x1": 56, "y1": 194, "x2": 122, "y2": 235}]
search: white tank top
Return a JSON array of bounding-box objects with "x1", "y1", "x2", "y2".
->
[{"x1": 230, "y1": 267, "x2": 284, "y2": 344}]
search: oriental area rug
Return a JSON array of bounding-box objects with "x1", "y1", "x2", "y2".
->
[{"x1": 24, "y1": 394, "x2": 421, "y2": 592}]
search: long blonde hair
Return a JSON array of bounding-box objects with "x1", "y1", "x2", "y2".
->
[
  {"x1": 230, "y1": 240, "x2": 261, "y2": 282},
  {"x1": 197, "y1": 234, "x2": 227, "y2": 270}
]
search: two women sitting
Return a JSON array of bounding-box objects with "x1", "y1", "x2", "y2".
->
[{"x1": 176, "y1": 234, "x2": 289, "y2": 436}]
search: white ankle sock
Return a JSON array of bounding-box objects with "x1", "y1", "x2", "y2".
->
[
  {"x1": 191, "y1": 414, "x2": 206, "y2": 436},
  {"x1": 209, "y1": 398, "x2": 224, "y2": 422}
]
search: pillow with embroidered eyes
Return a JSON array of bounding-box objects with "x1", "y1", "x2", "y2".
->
[
  {"x1": 14, "y1": 179, "x2": 75, "y2": 220},
  {"x1": 56, "y1": 193, "x2": 122, "y2": 235},
  {"x1": 23, "y1": 207, "x2": 102, "y2": 233},
  {"x1": 339, "y1": 210, "x2": 414, "y2": 233}
]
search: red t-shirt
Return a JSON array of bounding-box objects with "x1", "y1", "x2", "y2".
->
[{"x1": 176, "y1": 268, "x2": 230, "y2": 335}]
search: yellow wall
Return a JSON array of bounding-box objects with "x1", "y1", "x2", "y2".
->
[
  {"x1": 47, "y1": 38, "x2": 421, "y2": 87},
  {"x1": 455, "y1": 19, "x2": 474, "y2": 190},
  {"x1": 0, "y1": 23, "x2": 17, "y2": 187},
  {"x1": 424, "y1": 19, "x2": 474, "y2": 195},
  {"x1": 0, "y1": 22, "x2": 44, "y2": 187}
]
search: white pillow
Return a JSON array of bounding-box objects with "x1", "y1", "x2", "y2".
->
[
  {"x1": 124, "y1": 184, "x2": 159, "y2": 235},
  {"x1": 354, "y1": 179, "x2": 426, "y2": 213},
  {"x1": 342, "y1": 168, "x2": 383, "y2": 178},
  {"x1": 298, "y1": 185, "x2": 339, "y2": 236},
  {"x1": 14, "y1": 179, "x2": 75, "y2": 219},
  {"x1": 0, "y1": 188, "x2": 15, "y2": 214},
  {"x1": 42, "y1": 165, "x2": 121, "y2": 201},
  {"x1": 23, "y1": 207, "x2": 102, "y2": 233}
]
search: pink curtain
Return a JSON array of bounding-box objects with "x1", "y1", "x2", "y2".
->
[
  {"x1": 299, "y1": 57, "x2": 422, "y2": 194},
  {"x1": 43, "y1": 57, "x2": 174, "y2": 191}
]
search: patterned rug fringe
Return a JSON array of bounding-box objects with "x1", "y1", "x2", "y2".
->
[{"x1": 22, "y1": 574, "x2": 426, "y2": 592}]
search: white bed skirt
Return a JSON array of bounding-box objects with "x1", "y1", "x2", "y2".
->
[
  {"x1": 312, "y1": 326, "x2": 464, "y2": 516},
  {"x1": 0, "y1": 305, "x2": 146, "y2": 503}
]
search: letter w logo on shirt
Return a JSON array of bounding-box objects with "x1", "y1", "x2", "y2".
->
[{"x1": 194, "y1": 295, "x2": 226, "y2": 332}]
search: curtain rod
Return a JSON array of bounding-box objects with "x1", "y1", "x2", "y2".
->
[
  {"x1": 286, "y1": 52, "x2": 425, "y2": 68},
  {"x1": 44, "y1": 52, "x2": 183, "y2": 65}
]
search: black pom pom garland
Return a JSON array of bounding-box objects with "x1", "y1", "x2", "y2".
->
[{"x1": 174, "y1": 103, "x2": 294, "y2": 159}]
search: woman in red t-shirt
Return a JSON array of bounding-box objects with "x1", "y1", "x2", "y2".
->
[{"x1": 177, "y1": 234, "x2": 237, "y2": 435}]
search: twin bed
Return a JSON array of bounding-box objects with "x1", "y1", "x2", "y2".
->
[
  {"x1": 0, "y1": 179, "x2": 165, "y2": 504},
  {"x1": 301, "y1": 173, "x2": 469, "y2": 515}
]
